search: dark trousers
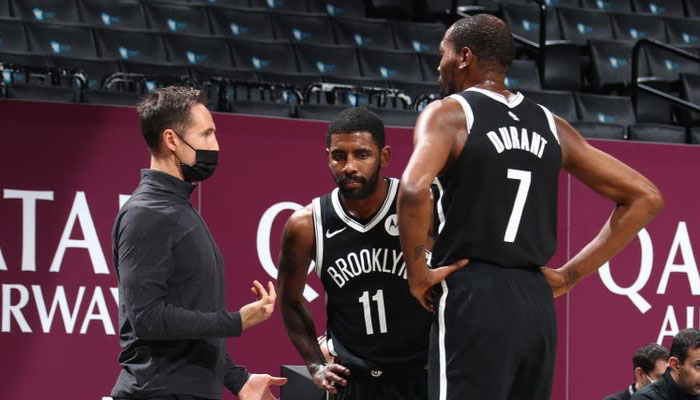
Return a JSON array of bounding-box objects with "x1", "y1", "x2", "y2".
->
[
  {"x1": 331, "y1": 369, "x2": 428, "y2": 400},
  {"x1": 428, "y1": 262, "x2": 556, "y2": 400},
  {"x1": 113, "y1": 396, "x2": 216, "y2": 400}
]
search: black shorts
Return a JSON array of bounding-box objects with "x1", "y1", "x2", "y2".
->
[
  {"x1": 331, "y1": 369, "x2": 427, "y2": 400},
  {"x1": 428, "y1": 262, "x2": 556, "y2": 400}
]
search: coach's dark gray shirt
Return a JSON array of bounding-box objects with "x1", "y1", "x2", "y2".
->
[{"x1": 111, "y1": 169, "x2": 248, "y2": 399}]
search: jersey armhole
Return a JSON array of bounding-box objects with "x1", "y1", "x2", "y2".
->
[
  {"x1": 538, "y1": 104, "x2": 561, "y2": 144},
  {"x1": 311, "y1": 197, "x2": 324, "y2": 277},
  {"x1": 447, "y1": 94, "x2": 474, "y2": 133}
]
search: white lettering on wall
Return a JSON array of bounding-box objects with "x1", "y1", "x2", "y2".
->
[
  {"x1": 657, "y1": 222, "x2": 699, "y2": 295},
  {"x1": 3, "y1": 189, "x2": 54, "y2": 271}
]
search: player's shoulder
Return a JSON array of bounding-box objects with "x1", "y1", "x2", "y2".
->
[{"x1": 284, "y1": 204, "x2": 314, "y2": 237}]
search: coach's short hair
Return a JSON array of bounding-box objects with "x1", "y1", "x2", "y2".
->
[
  {"x1": 447, "y1": 14, "x2": 515, "y2": 69},
  {"x1": 633, "y1": 343, "x2": 669, "y2": 373},
  {"x1": 137, "y1": 86, "x2": 207, "y2": 152},
  {"x1": 326, "y1": 108, "x2": 386, "y2": 149},
  {"x1": 671, "y1": 329, "x2": 700, "y2": 365}
]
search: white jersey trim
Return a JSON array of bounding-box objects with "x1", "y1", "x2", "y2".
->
[
  {"x1": 312, "y1": 197, "x2": 324, "y2": 277},
  {"x1": 438, "y1": 280, "x2": 449, "y2": 400},
  {"x1": 447, "y1": 94, "x2": 474, "y2": 132},
  {"x1": 433, "y1": 177, "x2": 446, "y2": 235},
  {"x1": 538, "y1": 104, "x2": 561, "y2": 144},
  {"x1": 331, "y1": 177, "x2": 398, "y2": 233},
  {"x1": 466, "y1": 87, "x2": 524, "y2": 108}
]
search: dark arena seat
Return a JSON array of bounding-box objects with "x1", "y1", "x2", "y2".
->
[
  {"x1": 392, "y1": 21, "x2": 445, "y2": 54},
  {"x1": 270, "y1": 11, "x2": 335, "y2": 44},
  {"x1": 250, "y1": 0, "x2": 309, "y2": 12},
  {"x1": 588, "y1": 39, "x2": 644, "y2": 90},
  {"x1": 0, "y1": 0, "x2": 9, "y2": 17},
  {"x1": 575, "y1": 92, "x2": 637, "y2": 126},
  {"x1": 570, "y1": 121, "x2": 627, "y2": 140},
  {"x1": 358, "y1": 48, "x2": 423, "y2": 81},
  {"x1": 419, "y1": 52, "x2": 440, "y2": 83},
  {"x1": 95, "y1": 29, "x2": 167, "y2": 63},
  {"x1": 610, "y1": 12, "x2": 667, "y2": 42},
  {"x1": 556, "y1": 7, "x2": 613, "y2": 46},
  {"x1": 505, "y1": 59, "x2": 541, "y2": 91},
  {"x1": 11, "y1": 0, "x2": 80, "y2": 24},
  {"x1": 522, "y1": 89, "x2": 578, "y2": 123},
  {"x1": 164, "y1": 34, "x2": 233, "y2": 69},
  {"x1": 664, "y1": 17, "x2": 700, "y2": 47},
  {"x1": 78, "y1": 0, "x2": 148, "y2": 30},
  {"x1": 295, "y1": 43, "x2": 361, "y2": 77},
  {"x1": 208, "y1": 6, "x2": 275, "y2": 40},
  {"x1": 229, "y1": 39, "x2": 298, "y2": 74},
  {"x1": 0, "y1": 19, "x2": 28, "y2": 53},
  {"x1": 190, "y1": 0, "x2": 250, "y2": 6},
  {"x1": 501, "y1": 4, "x2": 561, "y2": 44},
  {"x1": 677, "y1": 73, "x2": 700, "y2": 125},
  {"x1": 631, "y1": 0, "x2": 685, "y2": 17},
  {"x1": 580, "y1": 0, "x2": 632, "y2": 12},
  {"x1": 25, "y1": 23, "x2": 97, "y2": 58},
  {"x1": 143, "y1": 2, "x2": 211, "y2": 35},
  {"x1": 309, "y1": 0, "x2": 366, "y2": 17},
  {"x1": 644, "y1": 45, "x2": 700, "y2": 83},
  {"x1": 333, "y1": 17, "x2": 395, "y2": 50},
  {"x1": 628, "y1": 123, "x2": 687, "y2": 143}
]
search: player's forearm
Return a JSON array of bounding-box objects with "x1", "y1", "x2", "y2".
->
[
  {"x1": 397, "y1": 183, "x2": 433, "y2": 285},
  {"x1": 280, "y1": 300, "x2": 327, "y2": 370},
  {"x1": 560, "y1": 192, "x2": 663, "y2": 288},
  {"x1": 130, "y1": 301, "x2": 242, "y2": 339}
]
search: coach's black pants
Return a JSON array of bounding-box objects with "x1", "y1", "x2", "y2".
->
[
  {"x1": 331, "y1": 368, "x2": 427, "y2": 400},
  {"x1": 428, "y1": 262, "x2": 556, "y2": 400}
]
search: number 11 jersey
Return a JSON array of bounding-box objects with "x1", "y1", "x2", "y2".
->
[{"x1": 312, "y1": 178, "x2": 432, "y2": 371}]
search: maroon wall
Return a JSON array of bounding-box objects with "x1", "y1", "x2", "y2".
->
[{"x1": 0, "y1": 99, "x2": 698, "y2": 399}]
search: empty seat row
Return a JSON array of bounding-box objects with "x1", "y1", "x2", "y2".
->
[
  {"x1": 490, "y1": 0, "x2": 698, "y2": 16},
  {"x1": 0, "y1": 0, "x2": 367, "y2": 22},
  {"x1": 0, "y1": 9, "x2": 446, "y2": 52},
  {"x1": 503, "y1": 4, "x2": 700, "y2": 45}
]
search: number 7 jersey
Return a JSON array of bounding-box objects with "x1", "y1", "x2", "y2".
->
[
  {"x1": 312, "y1": 177, "x2": 432, "y2": 371},
  {"x1": 430, "y1": 88, "x2": 563, "y2": 270}
]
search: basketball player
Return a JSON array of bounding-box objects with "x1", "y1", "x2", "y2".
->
[
  {"x1": 278, "y1": 108, "x2": 454, "y2": 399},
  {"x1": 396, "y1": 15, "x2": 664, "y2": 400}
]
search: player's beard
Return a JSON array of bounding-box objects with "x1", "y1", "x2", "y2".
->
[{"x1": 337, "y1": 164, "x2": 381, "y2": 200}]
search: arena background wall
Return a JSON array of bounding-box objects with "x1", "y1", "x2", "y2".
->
[{"x1": 0, "y1": 100, "x2": 698, "y2": 399}]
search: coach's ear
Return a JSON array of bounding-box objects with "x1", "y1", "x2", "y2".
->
[{"x1": 380, "y1": 145, "x2": 391, "y2": 168}]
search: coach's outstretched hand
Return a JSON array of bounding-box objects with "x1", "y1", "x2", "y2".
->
[
  {"x1": 309, "y1": 362, "x2": 350, "y2": 394},
  {"x1": 240, "y1": 280, "x2": 276, "y2": 330},
  {"x1": 541, "y1": 267, "x2": 571, "y2": 297},
  {"x1": 238, "y1": 373, "x2": 287, "y2": 400},
  {"x1": 410, "y1": 258, "x2": 469, "y2": 312}
]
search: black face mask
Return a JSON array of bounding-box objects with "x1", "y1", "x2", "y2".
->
[{"x1": 174, "y1": 132, "x2": 218, "y2": 183}]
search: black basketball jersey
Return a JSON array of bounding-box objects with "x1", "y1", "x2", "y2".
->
[
  {"x1": 430, "y1": 87, "x2": 562, "y2": 270},
  {"x1": 312, "y1": 177, "x2": 432, "y2": 371}
]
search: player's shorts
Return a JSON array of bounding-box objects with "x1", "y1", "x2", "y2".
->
[
  {"x1": 330, "y1": 367, "x2": 427, "y2": 400},
  {"x1": 428, "y1": 261, "x2": 556, "y2": 400}
]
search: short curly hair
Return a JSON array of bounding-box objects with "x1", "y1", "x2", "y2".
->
[{"x1": 447, "y1": 14, "x2": 515, "y2": 70}]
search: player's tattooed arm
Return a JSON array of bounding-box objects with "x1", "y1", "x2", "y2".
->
[
  {"x1": 277, "y1": 206, "x2": 349, "y2": 393},
  {"x1": 543, "y1": 115, "x2": 664, "y2": 297}
]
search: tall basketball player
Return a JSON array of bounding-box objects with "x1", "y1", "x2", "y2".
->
[
  {"x1": 278, "y1": 108, "x2": 461, "y2": 399},
  {"x1": 397, "y1": 15, "x2": 664, "y2": 400}
]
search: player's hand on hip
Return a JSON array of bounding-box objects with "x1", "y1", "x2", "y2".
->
[
  {"x1": 238, "y1": 373, "x2": 287, "y2": 400},
  {"x1": 410, "y1": 258, "x2": 469, "y2": 312},
  {"x1": 541, "y1": 267, "x2": 570, "y2": 297},
  {"x1": 240, "y1": 280, "x2": 277, "y2": 330},
  {"x1": 309, "y1": 362, "x2": 350, "y2": 394}
]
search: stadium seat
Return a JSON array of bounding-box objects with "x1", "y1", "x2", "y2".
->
[
  {"x1": 686, "y1": 0, "x2": 700, "y2": 17},
  {"x1": 52, "y1": 56, "x2": 120, "y2": 89},
  {"x1": 11, "y1": 0, "x2": 80, "y2": 24},
  {"x1": 164, "y1": 34, "x2": 232, "y2": 69},
  {"x1": 580, "y1": 0, "x2": 631, "y2": 12},
  {"x1": 259, "y1": 71, "x2": 323, "y2": 87},
  {"x1": 570, "y1": 121, "x2": 627, "y2": 139},
  {"x1": 295, "y1": 43, "x2": 361, "y2": 77},
  {"x1": 367, "y1": 106, "x2": 419, "y2": 127},
  {"x1": 144, "y1": 2, "x2": 211, "y2": 35},
  {"x1": 208, "y1": 6, "x2": 275, "y2": 40},
  {"x1": 120, "y1": 60, "x2": 190, "y2": 78},
  {"x1": 369, "y1": 0, "x2": 414, "y2": 20},
  {"x1": 270, "y1": 11, "x2": 335, "y2": 44},
  {"x1": 691, "y1": 127, "x2": 700, "y2": 143},
  {"x1": 575, "y1": 92, "x2": 637, "y2": 125},
  {"x1": 665, "y1": 17, "x2": 700, "y2": 46},
  {"x1": 333, "y1": 17, "x2": 395, "y2": 50},
  {"x1": 644, "y1": 44, "x2": 700, "y2": 82},
  {"x1": 505, "y1": 59, "x2": 541, "y2": 91},
  {"x1": 230, "y1": 100, "x2": 294, "y2": 117},
  {"x1": 390, "y1": 79, "x2": 438, "y2": 100},
  {"x1": 6, "y1": 83, "x2": 77, "y2": 102},
  {"x1": 229, "y1": 39, "x2": 298, "y2": 73},
  {"x1": 677, "y1": 72, "x2": 700, "y2": 125},
  {"x1": 95, "y1": 29, "x2": 167, "y2": 63},
  {"x1": 392, "y1": 21, "x2": 444, "y2": 54},
  {"x1": 250, "y1": 0, "x2": 309, "y2": 12},
  {"x1": 634, "y1": 79, "x2": 674, "y2": 123},
  {"x1": 631, "y1": 0, "x2": 685, "y2": 16},
  {"x1": 0, "y1": 0, "x2": 10, "y2": 18},
  {"x1": 190, "y1": 0, "x2": 250, "y2": 6},
  {"x1": 522, "y1": 89, "x2": 579, "y2": 122},
  {"x1": 610, "y1": 12, "x2": 667, "y2": 42},
  {"x1": 82, "y1": 89, "x2": 140, "y2": 105},
  {"x1": 190, "y1": 66, "x2": 258, "y2": 83},
  {"x1": 588, "y1": 39, "x2": 647, "y2": 89},
  {"x1": 79, "y1": 0, "x2": 147, "y2": 30},
  {"x1": 358, "y1": 48, "x2": 423, "y2": 81},
  {"x1": 309, "y1": 0, "x2": 366, "y2": 17},
  {"x1": 557, "y1": 7, "x2": 613, "y2": 46},
  {"x1": 543, "y1": 0, "x2": 580, "y2": 6},
  {"x1": 628, "y1": 123, "x2": 686, "y2": 143},
  {"x1": 419, "y1": 53, "x2": 440, "y2": 83},
  {"x1": 0, "y1": 19, "x2": 27, "y2": 53},
  {"x1": 25, "y1": 23, "x2": 98, "y2": 58},
  {"x1": 501, "y1": 4, "x2": 561, "y2": 44}
]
